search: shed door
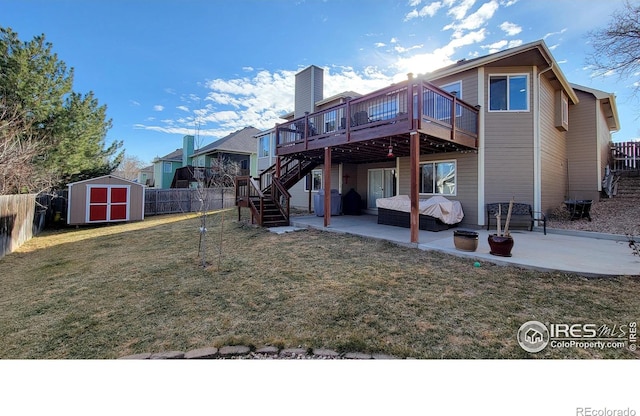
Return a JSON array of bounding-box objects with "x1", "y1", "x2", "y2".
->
[{"x1": 87, "y1": 185, "x2": 130, "y2": 222}]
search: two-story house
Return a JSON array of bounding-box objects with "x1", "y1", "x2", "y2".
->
[
  {"x1": 242, "y1": 40, "x2": 619, "y2": 241},
  {"x1": 151, "y1": 127, "x2": 259, "y2": 189}
]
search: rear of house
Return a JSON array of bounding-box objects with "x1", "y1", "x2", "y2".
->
[{"x1": 248, "y1": 40, "x2": 619, "y2": 236}]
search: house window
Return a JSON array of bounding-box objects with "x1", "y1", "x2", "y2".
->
[
  {"x1": 258, "y1": 134, "x2": 270, "y2": 158},
  {"x1": 163, "y1": 162, "x2": 172, "y2": 173},
  {"x1": 489, "y1": 74, "x2": 529, "y2": 111},
  {"x1": 555, "y1": 90, "x2": 569, "y2": 131},
  {"x1": 305, "y1": 169, "x2": 323, "y2": 192},
  {"x1": 441, "y1": 81, "x2": 462, "y2": 98},
  {"x1": 419, "y1": 160, "x2": 456, "y2": 195},
  {"x1": 368, "y1": 95, "x2": 398, "y2": 121},
  {"x1": 324, "y1": 110, "x2": 337, "y2": 133}
]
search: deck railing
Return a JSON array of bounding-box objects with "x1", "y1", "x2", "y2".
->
[
  {"x1": 611, "y1": 141, "x2": 640, "y2": 171},
  {"x1": 275, "y1": 79, "x2": 478, "y2": 153}
]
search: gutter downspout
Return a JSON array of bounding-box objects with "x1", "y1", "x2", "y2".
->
[{"x1": 535, "y1": 62, "x2": 554, "y2": 217}]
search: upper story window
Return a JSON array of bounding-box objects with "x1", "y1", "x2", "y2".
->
[
  {"x1": 163, "y1": 162, "x2": 172, "y2": 173},
  {"x1": 258, "y1": 134, "x2": 271, "y2": 158},
  {"x1": 489, "y1": 74, "x2": 529, "y2": 111},
  {"x1": 369, "y1": 95, "x2": 399, "y2": 121},
  {"x1": 441, "y1": 81, "x2": 462, "y2": 98}
]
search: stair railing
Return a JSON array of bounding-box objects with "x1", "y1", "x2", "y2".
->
[
  {"x1": 235, "y1": 175, "x2": 264, "y2": 225},
  {"x1": 270, "y1": 177, "x2": 291, "y2": 224}
]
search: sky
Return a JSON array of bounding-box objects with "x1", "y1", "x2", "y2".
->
[{"x1": 2, "y1": 0, "x2": 637, "y2": 166}]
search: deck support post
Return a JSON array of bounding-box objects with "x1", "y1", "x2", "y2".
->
[
  {"x1": 324, "y1": 147, "x2": 331, "y2": 228},
  {"x1": 410, "y1": 131, "x2": 419, "y2": 243}
]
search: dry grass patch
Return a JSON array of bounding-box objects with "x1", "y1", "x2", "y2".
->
[{"x1": 1, "y1": 209, "x2": 638, "y2": 359}]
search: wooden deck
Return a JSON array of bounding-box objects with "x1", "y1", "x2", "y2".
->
[{"x1": 275, "y1": 78, "x2": 479, "y2": 163}]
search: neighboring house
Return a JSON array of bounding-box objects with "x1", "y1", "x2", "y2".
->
[
  {"x1": 152, "y1": 147, "x2": 184, "y2": 189},
  {"x1": 192, "y1": 126, "x2": 260, "y2": 177},
  {"x1": 137, "y1": 165, "x2": 155, "y2": 187},
  {"x1": 244, "y1": 39, "x2": 619, "y2": 240},
  {"x1": 150, "y1": 128, "x2": 259, "y2": 189}
]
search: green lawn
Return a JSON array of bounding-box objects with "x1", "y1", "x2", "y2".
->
[{"x1": 0, "y1": 209, "x2": 638, "y2": 359}]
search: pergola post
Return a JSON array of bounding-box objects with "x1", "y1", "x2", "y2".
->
[{"x1": 324, "y1": 147, "x2": 331, "y2": 228}]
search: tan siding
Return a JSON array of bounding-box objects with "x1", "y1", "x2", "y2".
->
[
  {"x1": 539, "y1": 76, "x2": 568, "y2": 214},
  {"x1": 566, "y1": 90, "x2": 599, "y2": 200},
  {"x1": 289, "y1": 164, "x2": 341, "y2": 211},
  {"x1": 397, "y1": 153, "x2": 478, "y2": 225},
  {"x1": 430, "y1": 68, "x2": 479, "y2": 106},
  {"x1": 68, "y1": 176, "x2": 145, "y2": 225},
  {"x1": 483, "y1": 67, "x2": 535, "y2": 206}
]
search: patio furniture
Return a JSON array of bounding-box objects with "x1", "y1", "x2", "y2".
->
[
  {"x1": 376, "y1": 195, "x2": 463, "y2": 232},
  {"x1": 486, "y1": 202, "x2": 546, "y2": 235}
]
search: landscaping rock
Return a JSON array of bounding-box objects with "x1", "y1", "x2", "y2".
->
[
  {"x1": 312, "y1": 348, "x2": 340, "y2": 358},
  {"x1": 150, "y1": 351, "x2": 185, "y2": 359},
  {"x1": 344, "y1": 352, "x2": 372, "y2": 359},
  {"x1": 184, "y1": 347, "x2": 218, "y2": 359},
  {"x1": 118, "y1": 352, "x2": 152, "y2": 360},
  {"x1": 255, "y1": 346, "x2": 279, "y2": 355},
  {"x1": 218, "y1": 345, "x2": 251, "y2": 357},
  {"x1": 279, "y1": 348, "x2": 308, "y2": 358}
]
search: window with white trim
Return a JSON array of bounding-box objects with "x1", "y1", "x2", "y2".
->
[
  {"x1": 305, "y1": 169, "x2": 323, "y2": 192},
  {"x1": 163, "y1": 161, "x2": 172, "y2": 173},
  {"x1": 489, "y1": 74, "x2": 529, "y2": 111},
  {"x1": 258, "y1": 134, "x2": 271, "y2": 158},
  {"x1": 419, "y1": 160, "x2": 456, "y2": 195}
]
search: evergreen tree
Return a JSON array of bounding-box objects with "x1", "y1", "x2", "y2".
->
[{"x1": 0, "y1": 26, "x2": 122, "y2": 193}]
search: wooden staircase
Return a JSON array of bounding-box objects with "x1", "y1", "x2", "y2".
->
[{"x1": 235, "y1": 157, "x2": 319, "y2": 227}]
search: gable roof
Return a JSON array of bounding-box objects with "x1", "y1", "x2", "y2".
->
[
  {"x1": 155, "y1": 148, "x2": 182, "y2": 162},
  {"x1": 67, "y1": 174, "x2": 144, "y2": 187},
  {"x1": 192, "y1": 126, "x2": 260, "y2": 157},
  {"x1": 571, "y1": 83, "x2": 620, "y2": 131},
  {"x1": 424, "y1": 39, "x2": 579, "y2": 105}
]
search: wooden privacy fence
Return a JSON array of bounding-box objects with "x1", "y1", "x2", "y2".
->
[
  {"x1": 611, "y1": 141, "x2": 640, "y2": 171},
  {"x1": 144, "y1": 187, "x2": 235, "y2": 216},
  {"x1": 0, "y1": 194, "x2": 36, "y2": 259}
]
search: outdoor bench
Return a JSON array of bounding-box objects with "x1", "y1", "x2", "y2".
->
[{"x1": 486, "y1": 202, "x2": 547, "y2": 235}]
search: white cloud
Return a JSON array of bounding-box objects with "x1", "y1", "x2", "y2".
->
[
  {"x1": 129, "y1": 100, "x2": 140, "y2": 106},
  {"x1": 374, "y1": 42, "x2": 387, "y2": 48},
  {"x1": 543, "y1": 28, "x2": 567, "y2": 40},
  {"x1": 177, "y1": 105, "x2": 189, "y2": 112},
  {"x1": 447, "y1": 0, "x2": 476, "y2": 20},
  {"x1": 444, "y1": 0, "x2": 499, "y2": 37},
  {"x1": 153, "y1": 105, "x2": 164, "y2": 111},
  {"x1": 481, "y1": 38, "x2": 522, "y2": 54},
  {"x1": 499, "y1": 21, "x2": 521, "y2": 36},
  {"x1": 404, "y1": 1, "x2": 443, "y2": 20},
  {"x1": 394, "y1": 43, "x2": 424, "y2": 53}
]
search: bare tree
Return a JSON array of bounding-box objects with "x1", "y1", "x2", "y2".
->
[
  {"x1": 0, "y1": 97, "x2": 58, "y2": 194},
  {"x1": 113, "y1": 155, "x2": 146, "y2": 181},
  {"x1": 587, "y1": 1, "x2": 640, "y2": 98}
]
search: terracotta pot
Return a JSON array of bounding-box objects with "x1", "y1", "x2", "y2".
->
[
  {"x1": 488, "y1": 234, "x2": 514, "y2": 257},
  {"x1": 453, "y1": 230, "x2": 479, "y2": 252}
]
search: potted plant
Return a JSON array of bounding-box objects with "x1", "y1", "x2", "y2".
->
[
  {"x1": 453, "y1": 230, "x2": 479, "y2": 251},
  {"x1": 488, "y1": 199, "x2": 514, "y2": 257}
]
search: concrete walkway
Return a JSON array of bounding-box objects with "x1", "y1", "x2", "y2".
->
[{"x1": 286, "y1": 215, "x2": 640, "y2": 277}]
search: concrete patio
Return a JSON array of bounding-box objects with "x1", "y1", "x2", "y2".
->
[{"x1": 284, "y1": 214, "x2": 640, "y2": 277}]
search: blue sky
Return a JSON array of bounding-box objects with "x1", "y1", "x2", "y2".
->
[{"x1": 2, "y1": 0, "x2": 636, "y2": 165}]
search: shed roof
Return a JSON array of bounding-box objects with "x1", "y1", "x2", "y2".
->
[{"x1": 67, "y1": 174, "x2": 145, "y2": 187}]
